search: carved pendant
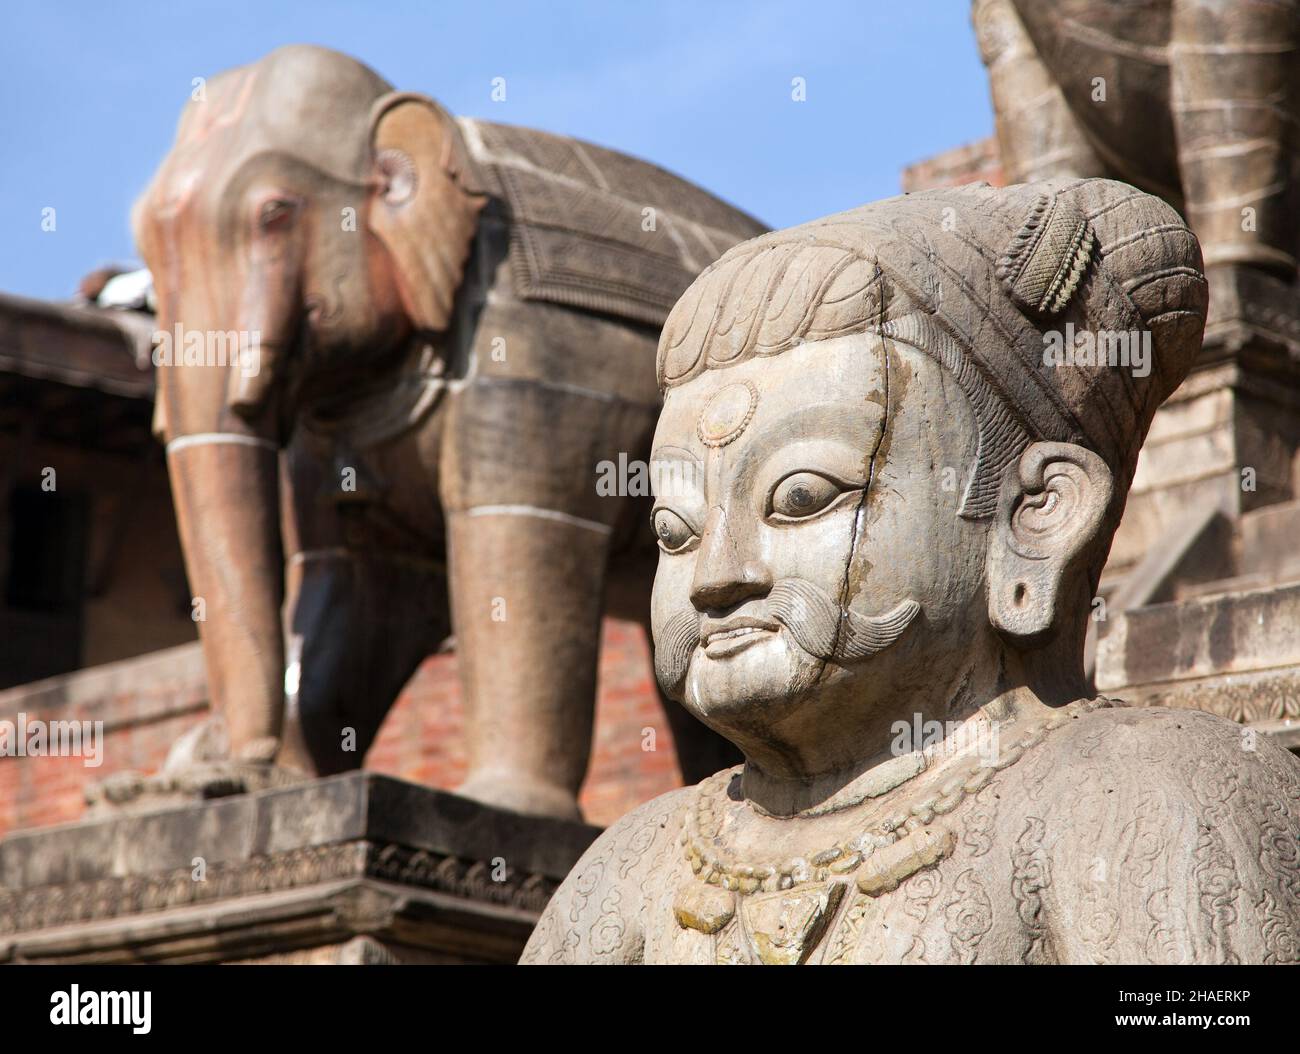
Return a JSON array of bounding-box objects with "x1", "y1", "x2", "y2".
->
[
  {"x1": 677, "y1": 878, "x2": 850, "y2": 964},
  {"x1": 739, "y1": 881, "x2": 847, "y2": 965},
  {"x1": 674, "y1": 881, "x2": 735, "y2": 935}
]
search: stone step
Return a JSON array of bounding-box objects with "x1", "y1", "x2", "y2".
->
[
  {"x1": 1176, "y1": 562, "x2": 1300, "y2": 602},
  {"x1": 1098, "y1": 581, "x2": 1300, "y2": 689},
  {"x1": 1095, "y1": 581, "x2": 1300, "y2": 737}
]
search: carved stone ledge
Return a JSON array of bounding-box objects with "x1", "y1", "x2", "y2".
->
[
  {"x1": 0, "y1": 772, "x2": 598, "y2": 964},
  {"x1": 1096, "y1": 582, "x2": 1300, "y2": 689},
  {"x1": 1103, "y1": 667, "x2": 1300, "y2": 728},
  {"x1": 1096, "y1": 580, "x2": 1300, "y2": 747}
]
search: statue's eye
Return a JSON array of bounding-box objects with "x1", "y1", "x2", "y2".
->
[
  {"x1": 653, "y1": 509, "x2": 696, "y2": 553},
  {"x1": 769, "y1": 472, "x2": 845, "y2": 521},
  {"x1": 257, "y1": 198, "x2": 296, "y2": 231}
]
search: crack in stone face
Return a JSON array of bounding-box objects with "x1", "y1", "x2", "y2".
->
[{"x1": 825, "y1": 336, "x2": 889, "y2": 685}]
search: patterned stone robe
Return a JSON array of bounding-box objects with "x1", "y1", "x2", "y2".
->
[{"x1": 521, "y1": 706, "x2": 1300, "y2": 964}]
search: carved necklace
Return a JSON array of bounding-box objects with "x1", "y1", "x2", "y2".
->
[{"x1": 673, "y1": 697, "x2": 1112, "y2": 964}]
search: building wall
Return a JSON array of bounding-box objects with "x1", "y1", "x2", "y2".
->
[
  {"x1": 0, "y1": 431, "x2": 196, "y2": 687},
  {"x1": 900, "y1": 137, "x2": 1003, "y2": 194}
]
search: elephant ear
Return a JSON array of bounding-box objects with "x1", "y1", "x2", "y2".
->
[{"x1": 367, "y1": 92, "x2": 486, "y2": 332}]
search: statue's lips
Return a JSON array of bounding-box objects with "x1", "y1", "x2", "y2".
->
[{"x1": 700, "y1": 616, "x2": 780, "y2": 658}]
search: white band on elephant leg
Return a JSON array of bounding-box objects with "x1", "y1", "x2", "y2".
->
[
  {"x1": 464, "y1": 504, "x2": 612, "y2": 536},
  {"x1": 288, "y1": 548, "x2": 448, "y2": 574},
  {"x1": 166, "y1": 432, "x2": 278, "y2": 455},
  {"x1": 287, "y1": 547, "x2": 352, "y2": 566}
]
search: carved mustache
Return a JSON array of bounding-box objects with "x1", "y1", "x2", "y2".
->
[{"x1": 654, "y1": 577, "x2": 921, "y2": 693}]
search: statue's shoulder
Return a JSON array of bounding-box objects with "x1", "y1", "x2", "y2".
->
[
  {"x1": 1000, "y1": 702, "x2": 1300, "y2": 963},
  {"x1": 1038, "y1": 701, "x2": 1300, "y2": 796},
  {"x1": 577, "y1": 782, "x2": 696, "y2": 875},
  {"x1": 518, "y1": 783, "x2": 696, "y2": 965},
  {"x1": 1019, "y1": 701, "x2": 1300, "y2": 821}
]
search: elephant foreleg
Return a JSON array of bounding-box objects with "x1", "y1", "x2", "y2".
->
[{"x1": 448, "y1": 508, "x2": 608, "y2": 821}]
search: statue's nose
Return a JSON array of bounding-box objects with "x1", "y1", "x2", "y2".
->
[{"x1": 689, "y1": 507, "x2": 773, "y2": 611}]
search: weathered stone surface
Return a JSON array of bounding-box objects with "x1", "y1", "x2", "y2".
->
[
  {"x1": 976, "y1": 0, "x2": 1300, "y2": 279},
  {"x1": 0, "y1": 773, "x2": 598, "y2": 964},
  {"x1": 522, "y1": 179, "x2": 1300, "y2": 965},
  {"x1": 974, "y1": 0, "x2": 1300, "y2": 591},
  {"x1": 1092, "y1": 483, "x2": 1300, "y2": 741},
  {"x1": 1240, "y1": 502, "x2": 1300, "y2": 579}
]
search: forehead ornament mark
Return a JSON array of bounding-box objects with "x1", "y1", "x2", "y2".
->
[{"x1": 697, "y1": 381, "x2": 759, "y2": 448}]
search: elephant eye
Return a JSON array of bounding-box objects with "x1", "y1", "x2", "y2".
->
[
  {"x1": 653, "y1": 508, "x2": 697, "y2": 554},
  {"x1": 257, "y1": 197, "x2": 297, "y2": 232},
  {"x1": 768, "y1": 471, "x2": 851, "y2": 522}
]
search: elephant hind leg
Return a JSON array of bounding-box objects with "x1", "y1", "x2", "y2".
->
[{"x1": 282, "y1": 551, "x2": 447, "y2": 775}]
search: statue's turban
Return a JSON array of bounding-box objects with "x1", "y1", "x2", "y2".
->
[{"x1": 657, "y1": 179, "x2": 1208, "y2": 515}]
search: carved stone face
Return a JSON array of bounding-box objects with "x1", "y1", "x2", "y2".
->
[{"x1": 650, "y1": 334, "x2": 990, "y2": 757}]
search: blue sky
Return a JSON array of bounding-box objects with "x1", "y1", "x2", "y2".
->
[{"x1": 0, "y1": 0, "x2": 993, "y2": 300}]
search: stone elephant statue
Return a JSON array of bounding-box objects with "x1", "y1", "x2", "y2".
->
[
  {"x1": 134, "y1": 45, "x2": 760, "y2": 820},
  {"x1": 974, "y1": 0, "x2": 1300, "y2": 281}
]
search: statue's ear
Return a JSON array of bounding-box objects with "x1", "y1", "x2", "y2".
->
[
  {"x1": 986, "y1": 441, "x2": 1113, "y2": 642},
  {"x1": 367, "y1": 92, "x2": 486, "y2": 331}
]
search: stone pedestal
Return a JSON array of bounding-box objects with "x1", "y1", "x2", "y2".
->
[{"x1": 0, "y1": 773, "x2": 597, "y2": 964}]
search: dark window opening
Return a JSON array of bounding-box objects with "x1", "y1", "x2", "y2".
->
[
  {"x1": 6, "y1": 486, "x2": 87, "y2": 612},
  {"x1": 0, "y1": 485, "x2": 87, "y2": 686}
]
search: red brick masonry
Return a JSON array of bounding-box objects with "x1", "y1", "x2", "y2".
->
[
  {"x1": 901, "y1": 137, "x2": 1003, "y2": 193},
  {"x1": 0, "y1": 618, "x2": 681, "y2": 835}
]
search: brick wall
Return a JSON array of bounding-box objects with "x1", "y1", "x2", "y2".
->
[
  {"x1": 0, "y1": 617, "x2": 680, "y2": 836},
  {"x1": 900, "y1": 137, "x2": 1003, "y2": 193}
]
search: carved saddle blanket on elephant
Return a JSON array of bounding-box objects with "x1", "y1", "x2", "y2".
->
[
  {"x1": 457, "y1": 118, "x2": 768, "y2": 328},
  {"x1": 303, "y1": 117, "x2": 767, "y2": 452}
]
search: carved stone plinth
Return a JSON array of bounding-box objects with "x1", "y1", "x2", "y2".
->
[{"x1": 0, "y1": 773, "x2": 597, "y2": 964}]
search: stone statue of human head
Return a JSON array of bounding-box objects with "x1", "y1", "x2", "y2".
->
[
  {"x1": 525, "y1": 182, "x2": 1300, "y2": 966},
  {"x1": 648, "y1": 178, "x2": 1208, "y2": 788}
]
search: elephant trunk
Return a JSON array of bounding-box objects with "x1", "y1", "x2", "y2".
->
[{"x1": 153, "y1": 221, "x2": 306, "y2": 763}]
